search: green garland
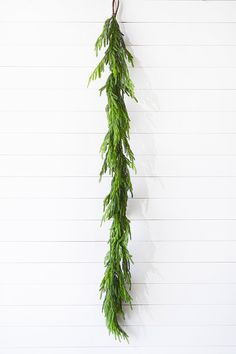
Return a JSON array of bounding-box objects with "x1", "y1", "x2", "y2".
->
[{"x1": 88, "y1": 0, "x2": 137, "y2": 341}]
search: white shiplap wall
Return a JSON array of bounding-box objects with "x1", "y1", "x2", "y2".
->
[{"x1": 0, "y1": 0, "x2": 236, "y2": 353}]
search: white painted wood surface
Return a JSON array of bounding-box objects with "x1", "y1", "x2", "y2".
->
[{"x1": 0, "y1": 0, "x2": 236, "y2": 353}]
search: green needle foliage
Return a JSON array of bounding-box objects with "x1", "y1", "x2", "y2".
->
[{"x1": 88, "y1": 14, "x2": 137, "y2": 341}]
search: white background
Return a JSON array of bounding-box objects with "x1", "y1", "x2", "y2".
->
[{"x1": 0, "y1": 0, "x2": 236, "y2": 353}]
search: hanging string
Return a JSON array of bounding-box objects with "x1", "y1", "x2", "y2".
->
[{"x1": 112, "y1": 0, "x2": 120, "y2": 17}]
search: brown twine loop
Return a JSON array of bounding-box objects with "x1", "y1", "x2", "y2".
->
[{"x1": 112, "y1": 0, "x2": 120, "y2": 17}]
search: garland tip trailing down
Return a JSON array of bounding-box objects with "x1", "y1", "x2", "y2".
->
[{"x1": 88, "y1": 0, "x2": 137, "y2": 342}]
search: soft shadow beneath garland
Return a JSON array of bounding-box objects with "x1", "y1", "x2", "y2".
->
[{"x1": 88, "y1": 0, "x2": 137, "y2": 342}]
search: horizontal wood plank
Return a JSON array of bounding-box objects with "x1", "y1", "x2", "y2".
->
[
  {"x1": 0, "y1": 219, "x2": 234, "y2": 241},
  {"x1": 0, "y1": 283, "x2": 235, "y2": 305},
  {"x1": 1, "y1": 304, "x2": 236, "y2": 326},
  {"x1": 0, "y1": 133, "x2": 234, "y2": 155},
  {"x1": 0, "y1": 198, "x2": 236, "y2": 220},
  {"x1": 0, "y1": 23, "x2": 236, "y2": 46},
  {"x1": 0, "y1": 156, "x2": 235, "y2": 177},
  {"x1": 0, "y1": 262, "x2": 236, "y2": 283},
  {"x1": 1, "y1": 176, "x2": 236, "y2": 198},
  {"x1": 0, "y1": 304, "x2": 236, "y2": 326},
  {"x1": 0, "y1": 90, "x2": 236, "y2": 111},
  {"x1": 0, "y1": 349, "x2": 235, "y2": 354},
  {"x1": 1, "y1": 325, "x2": 236, "y2": 347},
  {"x1": 1, "y1": 0, "x2": 236, "y2": 22},
  {"x1": 0, "y1": 241, "x2": 235, "y2": 262},
  {"x1": 2, "y1": 45, "x2": 236, "y2": 67},
  {"x1": 1, "y1": 67, "x2": 236, "y2": 89},
  {"x1": 1, "y1": 112, "x2": 236, "y2": 134}
]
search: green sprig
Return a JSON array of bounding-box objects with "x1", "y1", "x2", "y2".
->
[{"x1": 88, "y1": 15, "x2": 137, "y2": 341}]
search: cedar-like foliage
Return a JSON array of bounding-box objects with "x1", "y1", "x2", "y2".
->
[{"x1": 88, "y1": 14, "x2": 137, "y2": 341}]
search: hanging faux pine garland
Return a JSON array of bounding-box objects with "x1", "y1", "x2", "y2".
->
[{"x1": 88, "y1": 0, "x2": 137, "y2": 341}]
